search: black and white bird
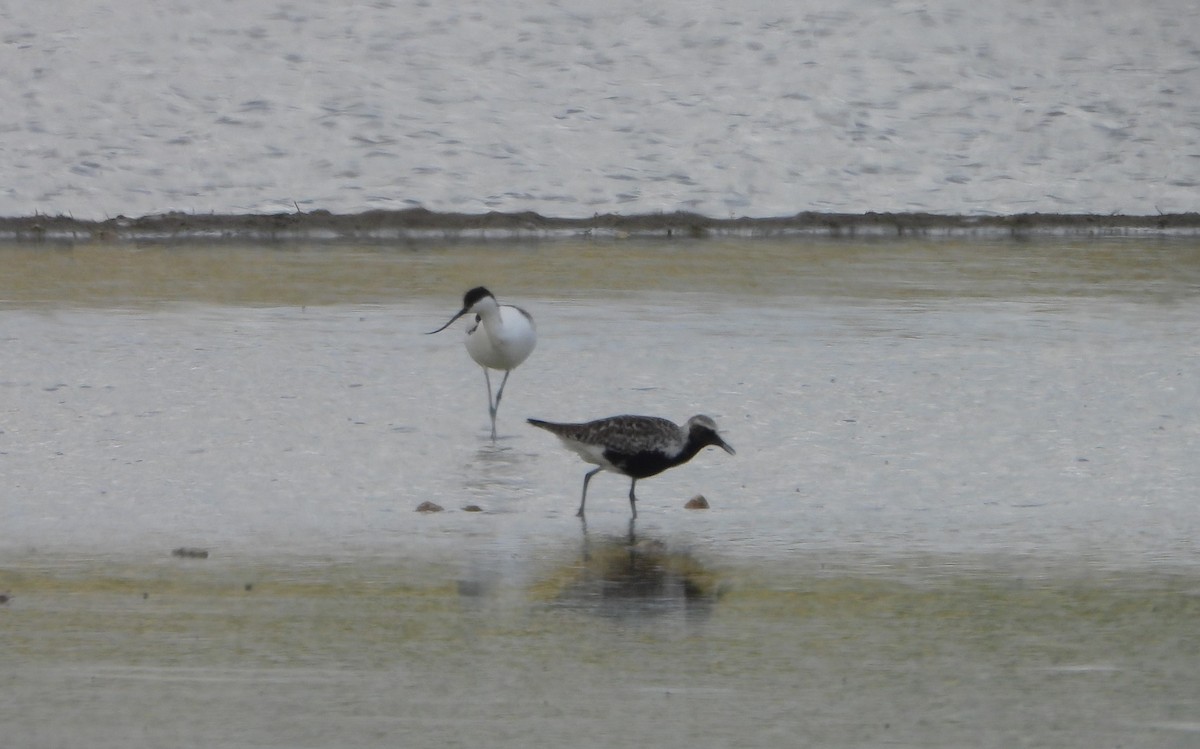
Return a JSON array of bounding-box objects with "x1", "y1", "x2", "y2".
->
[
  {"x1": 428, "y1": 287, "x2": 536, "y2": 441},
  {"x1": 527, "y1": 414, "x2": 735, "y2": 518}
]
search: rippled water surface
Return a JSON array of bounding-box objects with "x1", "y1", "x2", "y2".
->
[
  {"x1": 1, "y1": 238, "x2": 1198, "y2": 747},
  {"x1": 3, "y1": 0, "x2": 1198, "y2": 218}
]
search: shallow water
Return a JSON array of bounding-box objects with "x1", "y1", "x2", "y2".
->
[{"x1": 1, "y1": 237, "x2": 1199, "y2": 747}]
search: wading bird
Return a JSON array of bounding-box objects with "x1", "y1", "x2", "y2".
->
[
  {"x1": 428, "y1": 287, "x2": 536, "y2": 441},
  {"x1": 528, "y1": 414, "x2": 734, "y2": 518}
]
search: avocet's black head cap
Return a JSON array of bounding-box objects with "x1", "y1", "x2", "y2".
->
[
  {"x1": 427, "y1": 287, "x2": 495, "y2": 335},
  {"x1": 462, "y1": 287, "x2": 493, "y2": 308}
]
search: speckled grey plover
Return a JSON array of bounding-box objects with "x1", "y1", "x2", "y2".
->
[
  {"x1": 428, "y1": 287, "x2": 536, "y2": 441},
  {"x1": 527, "y1": 414, "x2": 735, "y2": 518}
]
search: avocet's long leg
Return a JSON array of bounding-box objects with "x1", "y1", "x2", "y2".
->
[
  {"x1": 628, "y1": 478, "x2": 639, "y2": 519},
  {"x1": 482, "y1": 368, "x2": 498, "y2": 441},
  {"x1": 578, "y1": 467, "x2": 603, "y2": 517},
  {"x1": 491, "y1": 370, "x2": 512, "y2": 440}
]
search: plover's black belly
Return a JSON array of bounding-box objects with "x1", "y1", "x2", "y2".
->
[{"x1": 604, "y1": 449, "x2": 676, "y2": 479}]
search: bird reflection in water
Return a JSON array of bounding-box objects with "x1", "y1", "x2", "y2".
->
[{"x1": 554, "y1": 518, "x2": 722, "y2": 620}]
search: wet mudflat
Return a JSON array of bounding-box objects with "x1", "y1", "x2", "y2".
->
[
  {"x1": 1, "y1": 237, "x2": 1198, "y2": 747},
  {"x1": 4, "y1": 549, "x2": 1199, "y2": 749}
]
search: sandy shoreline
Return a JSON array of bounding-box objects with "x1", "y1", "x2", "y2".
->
[{"x1": 3, "y1": 208, "x2": 1200, "y2": 242}]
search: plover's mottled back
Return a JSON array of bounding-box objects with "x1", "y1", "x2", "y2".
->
[
  {"x1": 528, "y1": 414, "x2": 734, "y2": 518},
  {"x1": 428, "y1": 287, "x2": 536, "y2": 441}
]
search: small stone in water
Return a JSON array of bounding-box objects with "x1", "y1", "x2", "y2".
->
[
  {"x1": 462, "y1": 505, "x2": 483, "y2": 512},
  {"x1": 416, "y1": 501, "x2": 444, "y2": 513},
  {"x1": 684, "y1": 495, "x2": 710, "y2": 510}
]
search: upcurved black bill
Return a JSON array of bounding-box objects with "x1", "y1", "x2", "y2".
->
[{"x1": 426, "y1": 308, "x2": 468, "y2": 335}]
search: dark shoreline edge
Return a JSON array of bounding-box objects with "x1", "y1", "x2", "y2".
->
[{"x1": 3, "y1": 208, "x2": 1199, "y2": 242}]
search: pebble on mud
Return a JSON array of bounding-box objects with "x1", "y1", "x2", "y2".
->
[
  {"x1": 684, "y1": 495, "x2": 710, "y2": 510},
  {"x1": 172, "y1": 547, "x2": 209, "y2": 559},
  {"x1": 416, "y1": 501, "x2": 444, "y2": 513}
]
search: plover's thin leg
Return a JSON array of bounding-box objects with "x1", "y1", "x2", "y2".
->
[
  {"x1": 628, "y1": 478, "x2": 639, "y2": 519},
  {"x1": 578, "y1": 467, "x2": 603, "y2": 517}
]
